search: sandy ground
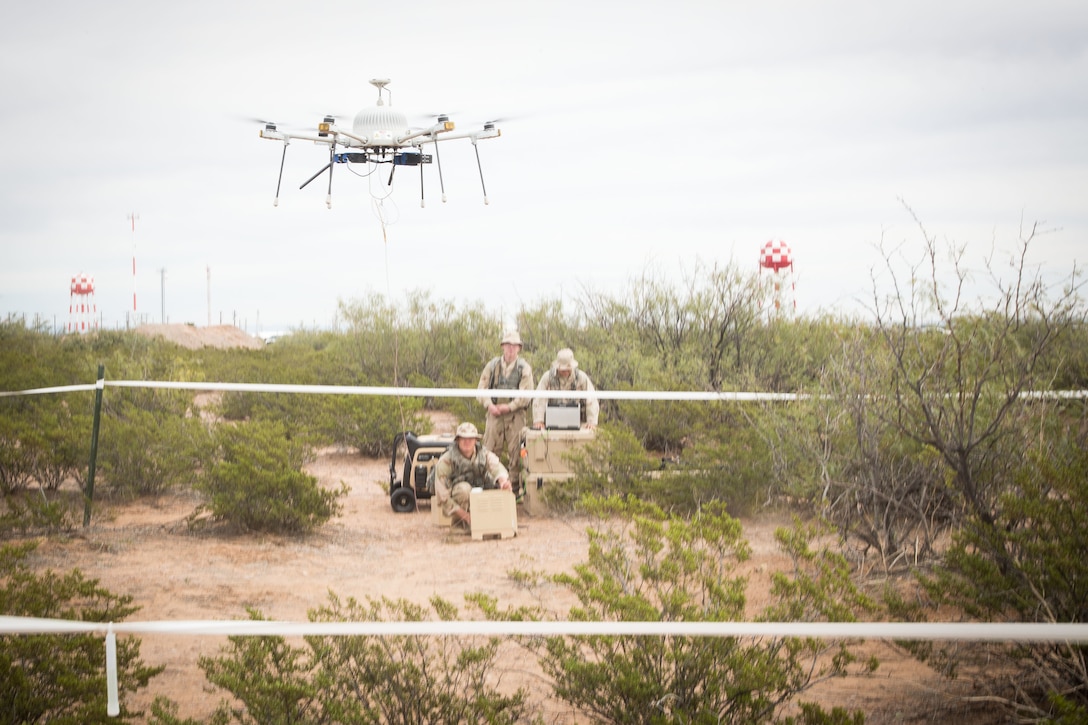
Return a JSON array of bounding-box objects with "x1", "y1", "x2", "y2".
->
[{"x1": 21, "y1": 436, "x2": 968, "y2": 724}]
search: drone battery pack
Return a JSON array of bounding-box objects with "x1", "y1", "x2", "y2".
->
[{"x1": 469, "y1": 489, "x2": 518, "y2": 540}]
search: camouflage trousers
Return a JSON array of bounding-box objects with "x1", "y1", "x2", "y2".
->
[
  {"x1": 483, "y1": 409, "x2": 525, "y2": 491},
  {"x1": 444, "y1": 481, "x2": 474, "y2": 518}
]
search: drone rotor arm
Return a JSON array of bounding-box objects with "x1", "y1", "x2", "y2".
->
[
  {"x1": 332, "y1": 129, "x2": 369, "y2": 146},
  {"x1": 397, "y1": 119, "x2": 455, "y2": 145},
  {"x1": 425, "y1": 125, "x2": 501, "y2": 144}
]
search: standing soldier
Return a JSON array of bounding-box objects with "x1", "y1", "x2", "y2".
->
[{"x1": 477, "y1": 330, "x2": 534, "y2": 493}]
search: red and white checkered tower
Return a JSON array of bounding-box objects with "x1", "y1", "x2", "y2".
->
[
  {"x1": 758, "y1": 240, "x2": 795, "y2": 316},
  {"x1": 68, "y1": 273, "x2": 98, "y2": 332}
]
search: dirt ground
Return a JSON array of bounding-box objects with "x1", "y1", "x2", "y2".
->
[{"x1": 18, "y1": 386, "x2": 980, "y2": 722}]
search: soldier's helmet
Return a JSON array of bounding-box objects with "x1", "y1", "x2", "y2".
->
[
  {"x1": 455, "y1": 422, "x2": 482, "y2": 439},
  {"x1": 554, "y1": 348, "x2": 578, "y2": 372}
]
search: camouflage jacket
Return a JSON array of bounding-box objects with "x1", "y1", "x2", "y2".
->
[
  {"x1": 476, "y1": 356, "x2": 534, "y2": 411},
  {"x1": 532, "y1": 367, "x2": 600, "y2": 427}
]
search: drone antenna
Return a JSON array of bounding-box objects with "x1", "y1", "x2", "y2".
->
[{"x1": 369, "y1": 78, "x2": 391, "y2": 107}]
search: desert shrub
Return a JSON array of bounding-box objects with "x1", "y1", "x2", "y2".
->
[
  {"x1": 673, "y1": 427, "x2": 774, "y2": 516},
  {"x1": 307, "y1": 593, "x2": 529, "y2": 724},
  {"x1": 98, "y1": 402, "x2": 212, "y2": 498},
  {"x1": 891, "y1": 426, "x2": 1088, "y2": 721},
  {"x1": 532, "y1": 495, "x2": 873, "y2": 724},
  {"x1": 339, "y1": 290, "x2": 499, "y2": 389},
  {"x1": 218, "y1": 389, "x2": 327, "y2": 438},
  {"x1": 541, "y1": 424, "x2": 658, "y2": 513},
  {"x1": 0, "y1": 414, "x2": 36, "y2": 495},
  {"x1": 190, "y1": 597, "x2": 528, "y2": 725},
  {"x1": 148, "y1": 696, "x2": 231, "y2": 725},
  {"x1": 0, "y1": 395, "x2": 90, "y2": 497},
  {"x1": 29, "y1": 397, "x2": 92, "y2": 491},
  {"x1": 613, "y1": 394, "x2": 703, "y2": 454},
  {"x1": 195, "y1": 608, "x2": 328, "y2": 725},
  {"x1": 0, "y1": 542, "x2": 162, "y2": 723},
  {"x1": 313, "y1": 394, "x2": 430, "y2": 457},
  {"x1": 0, "y1": 492, "x2": 77, "y2": 538},
  {"x1": 753, "y1": 336, "x2": 961, "y2": 573},
  {"x1": 548, "y1": 423, "x2": 770, "y2": 517},
  {"x1": 195, "y1": 420, "x2": 345, "y2": 534}
]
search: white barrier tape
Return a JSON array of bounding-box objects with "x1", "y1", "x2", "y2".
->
[
  {"x1": 102, "y1": 380, "x2": 799, "y2": 401},
  {"x1": 0, "y1": 383, "x2": 98, "y2": 397},
  {"x1": 2, "y1": 616, "x2": 1087, "y2": 642},
  {"x1": 2, "y1": 380, "x2": 1086, "y2": 402}
]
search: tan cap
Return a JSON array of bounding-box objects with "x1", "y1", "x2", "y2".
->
[
  {"x1": 454, "y1": 422, "x2": 482, "y2": 439},
  {"x1": 554, "y1": 348, "x2": 578, "y2": 372},
  {"x1": 501, "y1": 330, "x2": 522, "y2": 346}
]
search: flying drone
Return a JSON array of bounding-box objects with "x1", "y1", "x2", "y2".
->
[{"x1": 258, "y1": 78, "x2": 501, "y2": 209}]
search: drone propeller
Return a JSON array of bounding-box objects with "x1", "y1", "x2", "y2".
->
[
  {"x1": 481, "y1": 115, "x2": 522, "y2": 127},
  {"x1": 414, "y1": 111, "x2": 461, "y2": 124},
  {"x1": 313, "y1": 112, "x2": 351, "y2": 127},
  {"x1": 241, "y1": 116, "x2": 282, "y2": 131}
]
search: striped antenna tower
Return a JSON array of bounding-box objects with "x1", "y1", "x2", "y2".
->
[
  {"x1": 758, "y1": 239, "x2": 796, "y2": 317},
  {"x1": 68, "y1": 273, "x2": 97, "y2": 332},
  {"x1": 128, "y1": 212, "x2": 139, "y2": 319}
]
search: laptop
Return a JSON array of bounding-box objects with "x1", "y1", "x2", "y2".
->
[{"x1": 544, "y1": 404, "x2": 581, "y2": 430}]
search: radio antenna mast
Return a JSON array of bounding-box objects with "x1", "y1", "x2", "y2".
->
[{"x1": 128, "y1": 212, "x2": 139, "y2": 323}]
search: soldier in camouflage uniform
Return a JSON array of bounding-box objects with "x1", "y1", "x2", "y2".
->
[
  {"x1": 532, "y1": 347, "x2": 600, "y2": 429},
  {"x1": 476, "y1": 330, "x2": 534, "y2": 492},
  {"x1": 433, "y1": 422, "x2": 510, "y2": 529}
]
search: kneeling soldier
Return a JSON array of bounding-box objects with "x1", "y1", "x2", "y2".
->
[{"x1": 433, "y1": 422, "x2": 511, "y2": 530}]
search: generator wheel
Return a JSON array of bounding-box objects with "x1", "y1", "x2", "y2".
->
[{"x1": 390, "y1": 486, "x2": 417, "y2": 513}]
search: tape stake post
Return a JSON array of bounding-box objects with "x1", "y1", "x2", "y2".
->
[
  {"x1": 106, "y1": 624, "x2": 119, "y2": 717},
  {"x1": 83, "y1": 365, "x2": 106, "y2": 527}
]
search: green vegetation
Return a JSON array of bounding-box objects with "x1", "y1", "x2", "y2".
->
[
  {"x1": 530, "y1": 496, "x2": 876, "y2": 724},
  {"x1": 1, "y1": 222, "x2": 1086, "y2": 721},
  {"x1": 194, "y1": 420, "x2": 346, "y2": 534},
  {"x1": 148, "y1": 597, "x2": 529, "y2": 725},
  {"x1": 0, "y1": 542, "x2": 162, "y2": 723}
]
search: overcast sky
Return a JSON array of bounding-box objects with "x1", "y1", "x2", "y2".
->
[{"x1": 1, "y1": 0, "x2": 1085, "y2": 334}]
